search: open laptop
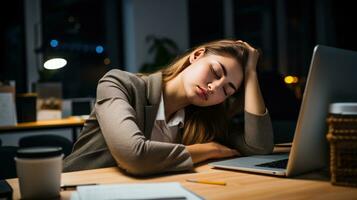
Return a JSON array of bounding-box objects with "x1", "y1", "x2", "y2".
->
[{"x1": 209, "y1": 45, "x2": 357, "y2": 177}]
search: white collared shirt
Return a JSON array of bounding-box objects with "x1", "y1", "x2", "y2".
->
[{"x1": 150, "y1": 93, "x2": 185, "y2": 143}]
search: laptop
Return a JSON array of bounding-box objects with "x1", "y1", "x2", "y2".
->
[{"x1": 209, "y1": 45, "x2": 357, "y2": 177}]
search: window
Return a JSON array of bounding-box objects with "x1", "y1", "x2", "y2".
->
[
  {"x1": 188, "y1": 0, "x2": 224, "y2": 47},
  {"x1": 41, "y1": 0, "x2": 123, "y2": 98},
  {"x1": 0, "y1": 0, "x2": 26, "y2": 93},
  {"x1": 233, "y1": 0, "x2": 277, "y2": 72}
]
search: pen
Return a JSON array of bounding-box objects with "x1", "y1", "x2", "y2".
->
[
  {"x1": 61, "y1": 183, "x2": 98, "y2": 190},
  {"x1": 186, "y1": 179, "x2": 226, "y2": 186}
]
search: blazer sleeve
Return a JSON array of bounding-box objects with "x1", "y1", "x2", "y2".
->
[
  {"x1": 225, "y1": 110, "x2": 274, "y2": 155},
  {"x1": 95, "y1": 72, "x2": 193, "y2": 176}
]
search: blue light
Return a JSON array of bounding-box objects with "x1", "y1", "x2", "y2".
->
[
  {"x1": 95, "y1": 45, "x2": 104, "y2": 54},
  {"x1": 50, "y1": 39, "x2": 59, "y2": 48}
]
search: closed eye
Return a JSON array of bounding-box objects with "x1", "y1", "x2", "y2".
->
[
  {"x1": 223, "y1": 87, "x2": 228, "y2": 96},
  {"x1": 210, "y1": 66, "x2": 220, "y2": 79}
]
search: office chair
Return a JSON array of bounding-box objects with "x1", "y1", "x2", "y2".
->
[{"x1": 0, "y1": 146, "x2": 18, "y2": 179}]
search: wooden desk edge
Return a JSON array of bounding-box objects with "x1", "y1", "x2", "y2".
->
[{"x1": 0, "y1": 117, "x2": 85, "y2": 132}]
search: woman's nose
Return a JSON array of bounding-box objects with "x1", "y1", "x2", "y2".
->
[
  {"x1": 207, "y1": 84, "x2": 214, "y2": 93},
  {"x1": 207, "y1": 81, "x2": 220, "y2": 93}
]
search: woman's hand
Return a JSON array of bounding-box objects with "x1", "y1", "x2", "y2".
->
[
  {"x1": 236, "y1": 40, "x2": 266, "y2": 115},
  {"x1": 186, "y1": 142, "x2": 240, "y2": 164},
  {"x1": 208, "y1": 142, "x2": 240, "y2": 159},
  {"x1": 236, "y1": 40, "x2": 260, "y2": 72}
]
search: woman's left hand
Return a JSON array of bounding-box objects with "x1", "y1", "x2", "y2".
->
[
  {"x1": 236, "y1": 40, "x2": 260, "y2": 72},
  {"x1": 236, "y1": 40, "x2": 267, "y2": 115}
]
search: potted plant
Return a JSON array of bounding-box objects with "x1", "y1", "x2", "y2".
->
[{"x1": 140, "y1": 35, "x2": 180, "y2": 73}]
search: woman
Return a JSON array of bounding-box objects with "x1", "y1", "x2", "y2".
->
[{"x1": 63, "y1": 40, "x2": 274, "y2": 175}]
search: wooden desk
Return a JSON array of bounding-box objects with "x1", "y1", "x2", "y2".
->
[
  {"x1": 0, "y1": 117, "x2": 85, "y2": 142},
  {"x1": 6, "y1": 151, "x2": 357, "y2": 200}
]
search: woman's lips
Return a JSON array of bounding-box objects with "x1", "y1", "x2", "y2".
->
[{"x1": 197, "y1": 86, "x2": 208, "y2": 101}]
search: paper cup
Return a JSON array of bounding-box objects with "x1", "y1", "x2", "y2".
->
[{"x1": 15, "y1": 147, "x2": 63, "y2": 199}]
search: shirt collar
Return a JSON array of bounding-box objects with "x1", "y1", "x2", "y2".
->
[{"x1": 155, "y1": 93, "x2": 185, "y2": 128}]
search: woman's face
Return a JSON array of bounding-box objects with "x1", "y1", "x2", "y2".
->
[{"x1": 181, "y1": 49, "x2": 243, "y2": 107}]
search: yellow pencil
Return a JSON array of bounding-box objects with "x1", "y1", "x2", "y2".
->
[{"x1": 186, "y1": 179, "x2": 226, "y2": 186}]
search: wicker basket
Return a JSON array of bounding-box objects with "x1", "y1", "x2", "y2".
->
[{"x1": 326, "y1": 114, "x2": 357, "y2": 187}]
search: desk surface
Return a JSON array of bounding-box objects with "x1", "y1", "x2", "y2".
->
[
  {"x1": 6, "y1": 147, "x2": 357, "y2": 200},
  {"x1": 0, "y1": 117, "x2": 85, "y2": 133}
]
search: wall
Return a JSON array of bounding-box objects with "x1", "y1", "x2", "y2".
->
[{"x1": 122, "y1": 0, "x2": 189, "y2": 72}]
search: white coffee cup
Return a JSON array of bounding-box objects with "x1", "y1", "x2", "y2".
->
[{"x1": 15, "y1": 147, "x2": 63, "y2": 199}]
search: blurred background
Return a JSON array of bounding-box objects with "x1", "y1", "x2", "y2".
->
[{"x1": 1, "y1": 0, "x2": 356, "y2": 145}]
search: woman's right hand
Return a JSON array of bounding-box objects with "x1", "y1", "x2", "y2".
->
[{"x1": 186, "y1": 142, "x2": 240, "y2": 164}]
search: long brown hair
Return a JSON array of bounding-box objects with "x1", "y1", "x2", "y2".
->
[{"x1": 160, "y1": 39, "x2": 249, "y2": 145}]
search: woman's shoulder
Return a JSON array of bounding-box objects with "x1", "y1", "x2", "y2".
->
[
  {"x1": 99, "y1": 69, "x2": 162, "y2": 93},
  {"x1": 103, "y1": 69, "x2": 139, "y2": 79},
  {"x1": 100, "y1": 69, "x2": 146, "y2": 85}
]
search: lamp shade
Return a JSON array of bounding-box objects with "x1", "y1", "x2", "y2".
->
[{"x1": 43, "y1": 58, "x2": 67, "y2": 70}]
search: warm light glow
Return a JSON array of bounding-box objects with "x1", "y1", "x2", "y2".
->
[
  {"x1": 104, "y1": 58, "x2": 111, "y2": 65},
  {"x1": 284, "y1": 75, "x2": 299, "y2": 84},
  {"x1": 44, "y1": 58, "x2": 67, "y2": 70},
  {"x1": 293, "y1": 76, "x2": 299, "y2": 83}
]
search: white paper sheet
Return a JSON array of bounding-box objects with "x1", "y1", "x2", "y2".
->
[{"x1": 70, "y1": 182, "x2": 203, "y2": 200}]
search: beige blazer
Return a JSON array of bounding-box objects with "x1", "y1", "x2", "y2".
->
[{"x1": 63, "y1": 69, "x2": 274, "y2": 176}]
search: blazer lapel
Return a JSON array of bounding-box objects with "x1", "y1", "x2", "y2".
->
[
  {"x1": 142, "y1": 72, "x2": 162, "y2": 139},
  {"x1": 144, "y1": 105, "x2": 157, "y2": 138}
]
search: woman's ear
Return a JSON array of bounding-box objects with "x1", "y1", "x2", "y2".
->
[{"x1": 189, "y1": 48, "x2": 206, "y2": 64}]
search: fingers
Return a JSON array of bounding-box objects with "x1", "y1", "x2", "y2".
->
[
  {"x1": 231, "y1": 149, "x2": 240, "y2": 156},
  {"x1": 236, "y1": 40, "x2": 249, "y2": 49},
  {"x1": 228, "y1": 149, "x2": 240, "y2": 157},
  {"x1": 236, "y1": 40, "x2": 256, "y2": 52},
  {"x1": 222, "y1": 148, "x2": 239, "y2": 158},
  {"x1": 236, "y1": 40, "x2": 250, "y2": 47},
  {"x1": 235, "y1": 40, "x2": 260, "y2": 59},
  {"x1": 211, "y1": 142, "x2": 240, "y2": 158}
]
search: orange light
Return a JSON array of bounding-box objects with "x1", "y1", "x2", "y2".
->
[
  {"x1": 293, "y1": 76, "x2": 299, "y2": 83},
  {"x1": 284, "y1": 76, "x2": 294, "y2": 84},
  {"x1": 284, "y1": 75, "x2": 299, "y2": 84},
  {"x1": 104, "y1": 58, "x2": 111, "y2": 65}
]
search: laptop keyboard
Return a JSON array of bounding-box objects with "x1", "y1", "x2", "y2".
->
[{"x1": 256, "y1": 159, "x2": 288, "y2": 169}]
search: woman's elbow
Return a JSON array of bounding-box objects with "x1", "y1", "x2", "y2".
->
[
  {"x1": 255, "y1": 124, "x2": 274, "y2": 155},
  {"x1": 256, "y1": 132, "x2": 274, "y2": 155},
  {"x1": 113, "y1": 153, "x2": 159, "y2": 176},
  {"x1": 264, "y1": 128, "x2": 275, "y2": 154},
  {"x1": 241, "y1": 135, "x2": 274, "y2": 155},
  {"x1": 122, "y1": 165, "x2": 152, "y2": 176},
  {"x1": 259, "y1": 141, "x2": 274, "y2": 155}
]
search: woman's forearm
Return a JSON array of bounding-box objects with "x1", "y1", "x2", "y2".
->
[
  {"x1": 186, "y1": 142, "x2": 239, "y2": 164},
  {"x1": 235, "y1": 40, "x2": 266, "y2": 115},
  {"x1": 244, "y1": 70, "x2": 266, "y2": 115}
]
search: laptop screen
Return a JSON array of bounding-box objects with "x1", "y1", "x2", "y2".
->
[{"x1": 287, "y1": 45, "x2": 357, "y2": 176}]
